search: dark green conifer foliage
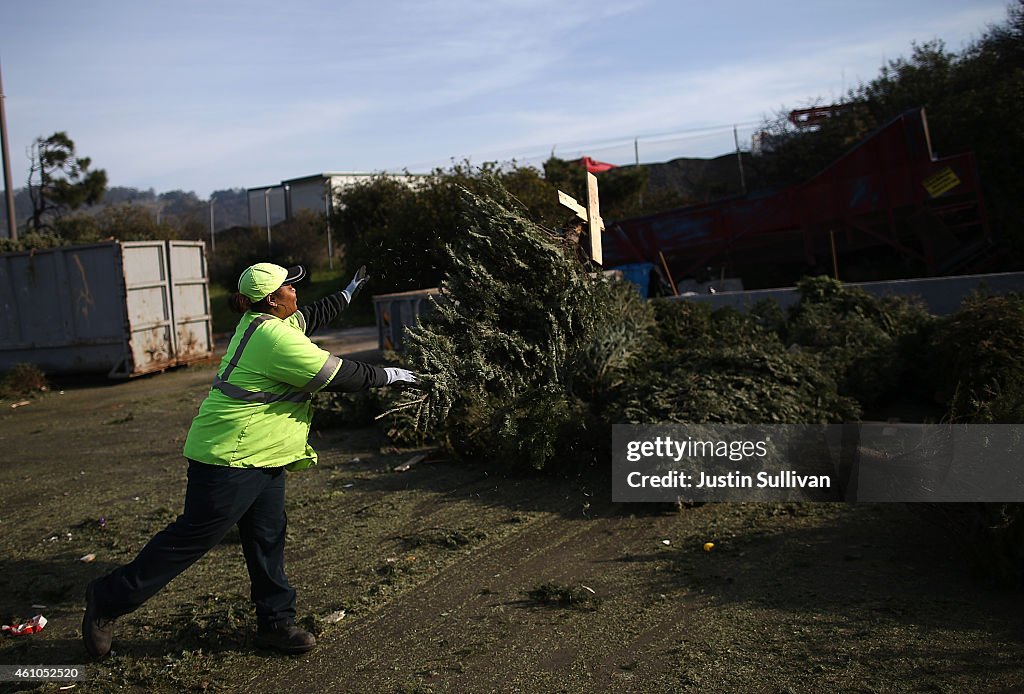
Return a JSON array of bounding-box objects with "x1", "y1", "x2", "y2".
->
[
  {"x1": 926, "y1": 292, "x2": 1024, "y2": 423},
  {"x1": 608, "y1": 300, "x2": 861, "y2": 425},
  {"x1": 785, "y1": 276, "x2": 934, "y2": 408},
  {"x1": 398, "y1": 183, "x2": 602, "y2": 470}
]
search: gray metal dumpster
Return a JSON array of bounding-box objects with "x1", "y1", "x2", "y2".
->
[
  {"x1": 373, "y1": 288, "x2": 439, "y2": 351},
  {"x1": 0, "y1": 240, "x2": 214, "y2": 377}
]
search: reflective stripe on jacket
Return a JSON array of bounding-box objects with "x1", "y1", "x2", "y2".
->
[{"x1": 183, "y1": 311, "x2": 342, "y2": 469}]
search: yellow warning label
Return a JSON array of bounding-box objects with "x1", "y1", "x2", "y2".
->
[{"x1": 923, "y1": 167, "x2": 961, "y2": 198}]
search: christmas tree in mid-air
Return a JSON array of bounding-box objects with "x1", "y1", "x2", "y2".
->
[{"x1": 395, "y1": 182, "x2": 611, "y2": 470}]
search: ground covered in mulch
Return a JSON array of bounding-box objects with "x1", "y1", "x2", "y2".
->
[{"x1": 1, "y1": 364, "x2": 1022, "y2": 693}]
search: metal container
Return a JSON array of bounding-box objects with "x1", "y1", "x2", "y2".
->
[
  {"x1": 0, "y1": 240, "x2": 213, "y2": 377},
  {"x1": 672, "y1": 271, "x2": 1024, "y2": 316},
  {"x1": 372, "y1": 288, "x2": 439, "y2": 351},
  {"x1": 610, "y1": 262, "x2": 655, "y2": 298}
]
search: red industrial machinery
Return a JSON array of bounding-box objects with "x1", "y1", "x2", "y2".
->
[
  {"x1": 605, "y1": 108, "x2": 993, "y2": 289},
  {"x1": 788, "y1": 105, "x2": 845, "y2": 128}
]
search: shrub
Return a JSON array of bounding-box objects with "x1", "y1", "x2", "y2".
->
[
  {"x1": 607, "y1": 300, "x2": 859, "y2": 425},
  {"x1": 926, "y1": 292, "x2": 1024, "y2": 423},
  {"x1": 1, "y1": 363, "x2": 49, "y2": 399},
  {"x1": 332, "y1": 163, "x2": 568, "y2": 300},
  {"x1": 785, "y1": 276, "x2": 934, "y2": 408},
  {"x1": 206, "y1": 212, "x2": 333, "y2": 293},
  {"x1": 0, "y1": 232, "x2": 69, "y2": 254},
  {"x1": 207, "y1": 226, "x2": 267, "y2": 292}
]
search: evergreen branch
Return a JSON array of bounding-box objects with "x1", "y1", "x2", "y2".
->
[{"x1": 374, "y1": 395, "x2": 428, "y2": 421}]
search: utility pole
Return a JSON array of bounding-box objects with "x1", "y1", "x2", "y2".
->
[
  {"x1": 635, "y1": 137, "x2": 643, "y2": 208},
  {"x1": 324, "y1": 179, "x2": 334, "y2": 270},
  {"x1": 733, "y1": 125, "x2": 747, "y2": 195},
  {"x1": 264, "y1": 188, "x2": 272, "y2": 253},
  {"x1": 0, "y1": 60, "x2": 17, "y2": 240},
  {"x1": 208, "y1": 199, "x2": 215, "y2": 253}
]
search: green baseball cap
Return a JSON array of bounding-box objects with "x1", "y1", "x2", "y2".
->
[{"x1": 238, "y1": 263, "x2": 306, "y2": 301}]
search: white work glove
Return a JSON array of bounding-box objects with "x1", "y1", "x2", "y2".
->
[
  {"x1": 383, "y1": 367, "x2": 418, "y2": 386},
  {"x1": 341, "y1": 265, "x2": 369, "y2": 304}
]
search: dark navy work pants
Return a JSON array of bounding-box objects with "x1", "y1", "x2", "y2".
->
[{"x1": 92, "y1": 460, "x2": 296, "y2": 628}]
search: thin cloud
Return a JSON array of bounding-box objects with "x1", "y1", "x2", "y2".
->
[
  {"x1": 388, "y1": 2, "x2": 1009, "y2": 172},
  {"x1": 0, "y1": 0, "x2": 1008, "y2": 196}
]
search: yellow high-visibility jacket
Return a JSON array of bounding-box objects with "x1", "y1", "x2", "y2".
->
[{"x1": 183, "y1": 311, "x2": 341, "y2": 470}]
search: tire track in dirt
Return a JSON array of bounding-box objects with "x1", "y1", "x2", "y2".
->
[{"x1": 255, "y1": 502, "x2": 700, "y2": 693}]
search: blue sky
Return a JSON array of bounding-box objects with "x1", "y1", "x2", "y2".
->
[{"x1": 0, "y1": 0, "x2": 1011, "y2": 197}]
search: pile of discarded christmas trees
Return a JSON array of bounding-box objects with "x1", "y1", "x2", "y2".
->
[{"x1": 320, "y1": 180, "x2": 1024, "y2": 586}]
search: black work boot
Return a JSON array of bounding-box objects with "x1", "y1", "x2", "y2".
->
[
  {"x1": 82, "y1": 580, "x2": 116, "y2": 659},
  {"x1": 255, "y1": 621, "x2": 316, "y2": 654}
]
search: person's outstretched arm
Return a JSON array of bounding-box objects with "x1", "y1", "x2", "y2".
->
[
  {"x1": 319, "y1": 359, "x2": 417, "y2": 393},
  {"x1": 299, "y1": 266, "x2": 369, "y2": 335}
]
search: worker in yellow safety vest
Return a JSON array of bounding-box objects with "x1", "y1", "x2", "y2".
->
[{"x1": 82, "y1": 262, "x2": 418, "y2": 658}]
